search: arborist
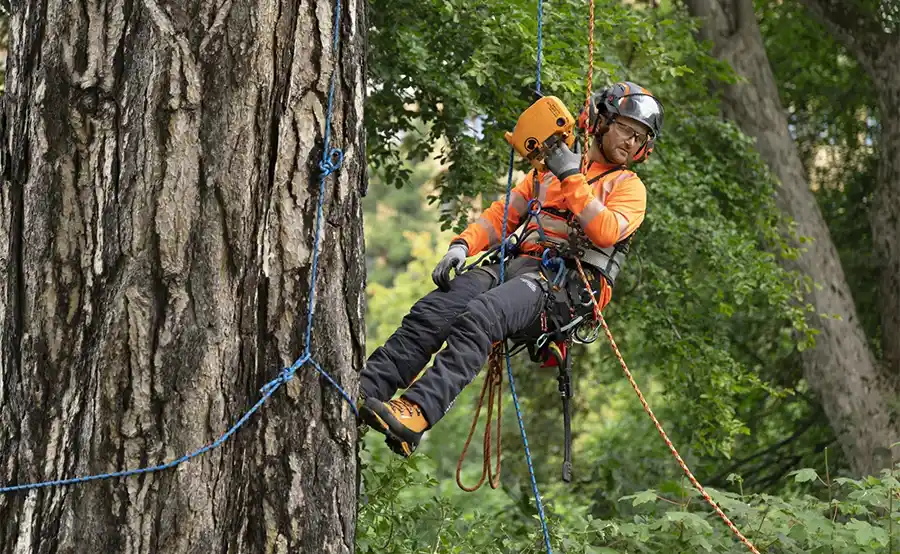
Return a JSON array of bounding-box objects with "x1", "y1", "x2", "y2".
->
[{"x1": 359, "y1": 82, "x2": 664, "y2": 457}]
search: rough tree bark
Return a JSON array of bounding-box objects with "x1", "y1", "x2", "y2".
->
[
  {"x1": 795, "y1": 0, "x2": 900, "y2": 379},
  {"x1": 0, "y1": 0, "x2": 366, "y2": 553},
  {"x1": 685, "y1": 0, "x2": 898, "y2": 475}
]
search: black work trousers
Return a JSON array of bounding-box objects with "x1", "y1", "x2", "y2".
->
[{"x1": 360, "y1": 256, "x2": 558, "y2": 427}]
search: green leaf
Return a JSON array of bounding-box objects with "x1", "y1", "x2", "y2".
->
[
  {"x1": 632, "y1": 490, "x2": 659, "y2": 507},
  {"x1": 847, "y1": 518, "x2": 889, "y2": 546},
  {"x1": 790, "y1": 468, "x2": 820, "y2": 483}
]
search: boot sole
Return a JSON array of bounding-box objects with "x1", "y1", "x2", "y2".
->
[{"x1": 359, "y1": 398, "x2": 421, "y2": 457}]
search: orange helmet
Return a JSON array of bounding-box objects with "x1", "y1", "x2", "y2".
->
[{"x1": 577, "y1": 81, "x2": 664, "y2": 163}]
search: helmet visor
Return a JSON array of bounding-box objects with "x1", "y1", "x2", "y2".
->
[{"x1": 614, "y1": 94, "x2": 663, "y2": 137}]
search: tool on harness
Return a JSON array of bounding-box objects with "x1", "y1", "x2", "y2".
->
[
  {"x1": 504, "y1": 96, "x2": 577, "y2": 172},
  {"x1": 522, "y1": 261, "x2": 580, "y2": 482},
  {"x1": 545, "y1": 342, "x2": 573, "y2": 482}
]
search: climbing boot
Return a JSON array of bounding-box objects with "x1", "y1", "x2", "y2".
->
[{"x1": 359, "y1": 396, "x2": 428, "y2": 457}]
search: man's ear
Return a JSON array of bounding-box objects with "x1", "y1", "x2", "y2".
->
[{"x1": 594, "y1": 115, "x2": 614, "y2": 136}]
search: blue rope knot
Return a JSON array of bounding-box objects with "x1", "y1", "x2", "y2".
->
[
  {"x1": 319, "y1": 148, "x2": 344, "y2": 176},
  {"x1": 527, "y1": 199, "x2": 542, "y2": 216},
  {"x1": 259, "y1": 353, "x2": 312, "y2": 395}
]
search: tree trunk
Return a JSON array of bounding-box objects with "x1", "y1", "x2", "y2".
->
[
  {"x1": 684, "y1": 0, "x2": 898, "y2": 475},
  {"x1": 0, "y1": 1, "x2": 366, "y2": 553},
  {"x1": 795, "y1": 0, "x2": 900, "y2": 379}
]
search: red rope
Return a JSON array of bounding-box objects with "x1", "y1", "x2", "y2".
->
[{"x1": 574, "y1": 259, "x2": 761, "y2": 554}]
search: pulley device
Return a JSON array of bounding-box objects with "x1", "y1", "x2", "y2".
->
[{"x1": 504, "y1": 95, "x2": 577, "y2": 172}]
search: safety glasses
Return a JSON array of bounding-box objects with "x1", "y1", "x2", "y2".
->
[{"x1": 611, "y1": 119, "x2": 649, "y2": 145}]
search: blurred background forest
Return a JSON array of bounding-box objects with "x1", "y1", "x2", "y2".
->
[
  {"x1": 357, "y1": 0, "x2": 898, "y2": 552},
  {"x1": 1, "y1": 0, "x2": 897, "y2": 551}
]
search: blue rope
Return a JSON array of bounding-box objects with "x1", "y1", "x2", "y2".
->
[
  {"x1": 496, "y1": 2, "x2": 552, "y2": 550},
  {"x1": 0, "y1": 0, "x2": 355, "y2": 496}
]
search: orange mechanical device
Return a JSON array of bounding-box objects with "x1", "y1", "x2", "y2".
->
[{"x1": 504, "y1": 96, "x2": 577, "y2": 171}]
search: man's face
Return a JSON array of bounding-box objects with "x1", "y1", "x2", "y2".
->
[{"x1": 600, "y1": 116, "x2": 651, "y2": 165}]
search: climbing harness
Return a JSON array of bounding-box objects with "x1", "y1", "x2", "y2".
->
[{"x1": 0, "y1": 0, "x2": 357, "y2": 494}]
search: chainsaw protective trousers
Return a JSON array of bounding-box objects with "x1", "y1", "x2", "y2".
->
[{"x1": 360, "y1": 256, "x2": 553, "y2": 428}]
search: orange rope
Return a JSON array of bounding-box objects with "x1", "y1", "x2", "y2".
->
[
  {"x1": 573, "y1": 259, "x2": 761, "y2": 554},
  {"x1": 456, "y1": 344, "x2": 504, "y2": 492},
  {"x1": 582, "y1": 0, "x2": 596, "y2": 163}
]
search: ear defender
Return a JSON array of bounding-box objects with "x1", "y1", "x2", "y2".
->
[{"x1": 632, "y1": 137, "x2": 655, "y2": 163}]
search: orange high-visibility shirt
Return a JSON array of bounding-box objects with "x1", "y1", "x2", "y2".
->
[{"x1": 453, "y1": 162, "x2": 647, "y2": 308}]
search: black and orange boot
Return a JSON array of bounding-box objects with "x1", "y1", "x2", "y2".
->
[{"x1": 359, "y1": 396, "x2": 429, "y2": 457}]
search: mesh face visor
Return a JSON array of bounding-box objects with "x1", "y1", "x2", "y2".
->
[{"x1": 614, "y1": 94, "x2": 664, "y2": 137}]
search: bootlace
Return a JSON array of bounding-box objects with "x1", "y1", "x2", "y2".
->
[{"x1": 390, "y1": 397, "x2": 422, "y2": 417}]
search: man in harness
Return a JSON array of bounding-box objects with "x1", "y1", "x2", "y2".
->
[{"x1": 359, "y1": 82, "x2": 664, "y2": 457}]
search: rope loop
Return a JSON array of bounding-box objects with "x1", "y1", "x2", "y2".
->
[
  {"x1": 528, "y1": 198, "x2": 543, "y2": 216},
  {"x1": 456, "y1": 344, "x2": 504, "y2": 492},
  {"x1": 319, "y1": 148, "x2": 344, "y2": 176}
]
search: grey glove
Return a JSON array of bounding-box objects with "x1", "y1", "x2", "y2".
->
[
  {"x1": 543, "y1": 139, "x2": 582, "y2": 181},
  {"x1": 432, "y1": 243, "x2": 468, "y2": 291}
]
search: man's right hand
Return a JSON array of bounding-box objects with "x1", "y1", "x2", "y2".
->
[
  {"x1": 543, "y1": 139, "x2": 582, "y2": 181},
  {"x1": 432, "y1": 243, "x2": 468, "y2": 291}
]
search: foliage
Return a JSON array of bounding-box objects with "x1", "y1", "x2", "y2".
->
[
  {"x1": 757, "y1": 0, "x2": 877, "y2": 173},
  {"x1": 366, "y1": 229, "x2": 449, "y2": 355},
  {"x1": 363, "y1": 148, "x2": 444, "y2": 288},
  {"x1": 358, "y1": 439, "x2": 537, "y2": 554},
  {"x1": 360, "y1": 447, "x2": 900, "y2": 553}
]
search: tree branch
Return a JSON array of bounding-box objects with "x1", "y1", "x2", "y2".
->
[{"x1": 797, "y1": 0, "x2": 884, "y2": 68}]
